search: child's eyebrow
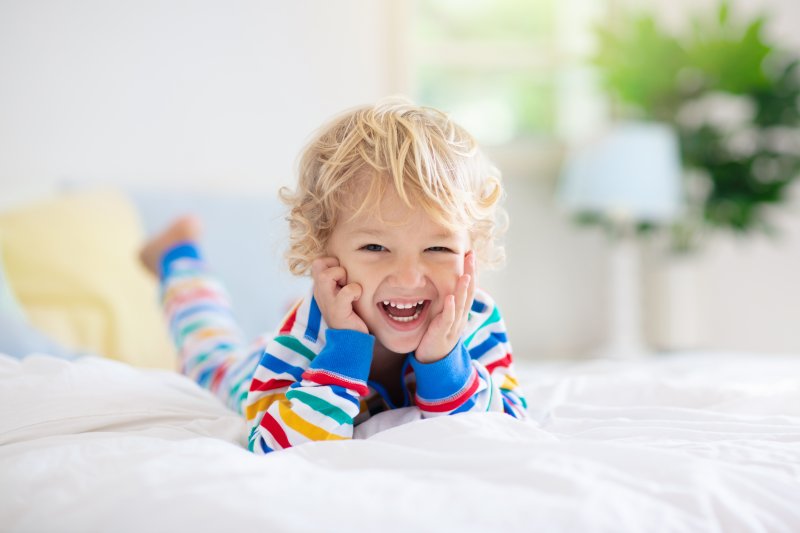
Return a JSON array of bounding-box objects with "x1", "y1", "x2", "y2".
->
[
  {"x1": 349, "y1": 227, "x2": 457, "y2": 240},
  {"x1": 350, "y1": 228, "x2": 385, "y2": 238}
]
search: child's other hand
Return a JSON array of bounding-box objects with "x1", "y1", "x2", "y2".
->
[
  {"x1": 415, "y1": 251, "x2": 476, "y2": 364},
  {"x1": 311, "y1": 257, "x2": 369, "y2": 334}
]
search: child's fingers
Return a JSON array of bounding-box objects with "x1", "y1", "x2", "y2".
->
[
  {"x1": 460, "y1": 253, "x2": 477, "y2": 332},
  {"x1": 461, "y1": 252, "x2": 476, "y2": 293},
  {"x1": 441, "y1": 294, "x2": 456, "y2": 332},
  {"x1": 455, "y1": 274, "x2": 470, "y2": 313},
  {"x1": 312, "y1": 261, "x2": 347, "y2": 313},
  {"x1": 465, "y1": 263, "x2": 476, "y2": 315},
  {"x1": 336, "y1": 282, "x2": 362, "y2": 305},
  {"x1": 311, "y1": 260, "x2": 340, "y2": 296},
  {"x1": 416, "y1": 294, "x2": 458, "y2": 362},
  {"x1": 451, "y1": 274, "x2": 471, "y2": 337},
  {"x1": 336, "y1": 283, "x2": 367, "y2": 333},
  {"x1": 311, "y1": 256, "x2": 339, "y2": 274},
  {"x1": 464, "y1": 250, "x2": 476, "y2": 278},
  {"x1": 464, "y1": 252, "x2": 477, "y2": 306},
  {"x1": 317, "y1": 266, "x2": 348, "y2": 291}
]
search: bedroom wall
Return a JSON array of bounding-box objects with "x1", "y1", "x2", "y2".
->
[
  {"x1": 0, "y1": 0, "x2": 393, "y2": 203},
  {"x1": 1, "y1": 0, "x2": 799, "y2": 361}
]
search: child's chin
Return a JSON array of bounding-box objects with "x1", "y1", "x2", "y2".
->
[{"x1": 379, "y1": 336, "x2": 421, "y2": 356}]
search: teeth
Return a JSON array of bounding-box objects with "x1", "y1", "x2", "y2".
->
[
  {"x1": 388, "y1": 309, "x2": 423, "y2": 322},
  {"x1": 380, "y1": 300, "x2": 425, "y2": 323},
  {"x1": 381, "y1": 300, "x2": 425, "y2": 309}
]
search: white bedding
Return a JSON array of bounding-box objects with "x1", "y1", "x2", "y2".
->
[{"x1": 1, "y1": 352, "x2": 799, "y2": 532}]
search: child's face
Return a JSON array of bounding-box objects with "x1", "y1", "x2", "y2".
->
[{"x1": 326, "y1": 189, "x2": 471, "y2": 356}]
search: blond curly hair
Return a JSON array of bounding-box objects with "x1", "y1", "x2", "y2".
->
[{"x1": 280, "y1": 97, "x2": 507, "y2": 275}]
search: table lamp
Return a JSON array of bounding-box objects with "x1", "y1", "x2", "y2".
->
[{"x1": 558, "y1": 121, "x2": 683, "y2": 358}]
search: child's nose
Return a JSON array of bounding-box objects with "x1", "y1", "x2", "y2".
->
[{"x1": 390, "y1": 257, "x2": 426, "y2": 288}]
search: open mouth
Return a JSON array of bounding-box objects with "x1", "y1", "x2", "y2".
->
[{"x1": 379, "y1": 300, "x2": 428, "y2": 324}]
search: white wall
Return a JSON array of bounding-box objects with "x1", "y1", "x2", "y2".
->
[
  {"x1": 480, "y1": 144, "x2": 609, "y2": 359},
  {"x1": 0, "y1": 0, "x2": 392, "y2": 203}
]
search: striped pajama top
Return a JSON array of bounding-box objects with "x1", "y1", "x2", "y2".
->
[{"x1": 161, "y1": 243, "x2": 528, "y2": 455}]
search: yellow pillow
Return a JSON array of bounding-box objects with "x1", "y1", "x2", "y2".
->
[{"x1": 0, "y1": 189, "x2": 177, "y2": 369}]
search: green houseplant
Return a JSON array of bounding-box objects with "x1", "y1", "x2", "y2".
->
[{"x1": 592, "y1": 1, "x2": 800, "y2": 252}]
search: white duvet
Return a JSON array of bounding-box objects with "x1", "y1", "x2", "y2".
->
[{"x1": 1, "y1": 352, "x2": 799, "y2": 533}]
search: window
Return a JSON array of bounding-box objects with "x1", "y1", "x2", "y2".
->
[{"x1": 409, "y1": 0, "x2": 607, "y2": 145}]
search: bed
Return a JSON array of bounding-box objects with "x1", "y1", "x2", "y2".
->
[
  {"x1": 1, "y1": 189, "x2": 798, "y2": 531},
  {"x1": 2, "y1": 350, "x2": 799, "y2": 532}
]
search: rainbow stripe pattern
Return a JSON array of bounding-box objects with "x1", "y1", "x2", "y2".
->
[{"x1": 160, "y1": 244, "x2": 527, "y2": 455}]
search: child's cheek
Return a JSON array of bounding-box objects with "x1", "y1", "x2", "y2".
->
[{"x1": 436, "y1": 264, "x2": 461, "y2": 297}]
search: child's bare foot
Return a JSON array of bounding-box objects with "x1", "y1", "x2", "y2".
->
[{"x1": 139, "y1": 215, "x2": 202, "y2": 276}]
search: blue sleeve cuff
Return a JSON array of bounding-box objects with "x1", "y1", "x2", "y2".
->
[
  {"x1": 311, "y1": 329, "x2": 374, "y2": 382},
  {"x1": 160, "y1": 241, "x2": 203, "y2": 279},
  {"x1": 410, "y1": 342, "x2": 473, "y2": 400}
]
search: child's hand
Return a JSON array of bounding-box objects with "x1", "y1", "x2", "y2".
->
[
  {"x1": 311, "y1": 257, "x2": 369, "y2": 334},
  {"x1": 415, "y1": 251, "x2": 476, "y2": 364}
]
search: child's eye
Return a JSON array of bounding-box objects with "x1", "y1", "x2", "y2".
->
[
  {"x1": 361, "y1": 244, "x2": 386, "y2": 252},
  {"x1": 426, "y1": 246, "x2": 454, "y2": 253}
]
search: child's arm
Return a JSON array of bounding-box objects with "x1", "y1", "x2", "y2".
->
[
  {"x1": 245, "y1": 317, "x2": 373, "y2": 454},
  {"x1": 410, "y1": 288, "x2": 528, "y2": 419},
  {"x1": 158, "y1": 242, "x2": 372, "y2": 453},
  {"x1": 245, "y1": 257, "x2": 374, "y2": 454}
]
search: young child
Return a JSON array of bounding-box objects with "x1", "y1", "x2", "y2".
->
[{"x1": 140, "y1": 98, "x2": 527, "y2": 454}]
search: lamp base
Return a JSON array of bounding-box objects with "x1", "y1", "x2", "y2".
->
[{"x1": 600, "y1": 228, "x2": 650, "y2": 360}]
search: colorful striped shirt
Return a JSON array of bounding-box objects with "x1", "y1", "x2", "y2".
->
[{"x1": 160, "y1": 243, "x2": 528, "y2": 455}]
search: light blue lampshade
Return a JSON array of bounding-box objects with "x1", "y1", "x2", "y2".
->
[{"x1": 558, "y1": 121, "x2": 683, "y2": 222}]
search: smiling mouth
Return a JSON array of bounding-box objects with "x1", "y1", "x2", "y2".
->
[{"x1": 379, "y1": 300, "x2": 428, "y2": 323}]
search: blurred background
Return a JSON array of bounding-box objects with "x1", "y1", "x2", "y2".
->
[{"x1": 1, "y1": 0, "x2": 800, "y2": 361}]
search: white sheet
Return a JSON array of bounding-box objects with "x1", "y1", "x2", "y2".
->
[{"x1": 1, "y1": 352, "x2": 799, "y2": 532}]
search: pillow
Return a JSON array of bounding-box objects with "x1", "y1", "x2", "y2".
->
[
  {"x1": 0, "y1": 311, "x2": 78, "y2": 360},
  {"x1": 0, "y1": 189, "x2": 176, "y2": 369},
  {"x1": 0, "y1": 249, "x2": 76, "y2": 359},
  {"x1": 0, "y1": 246, "x2": 25, "y2": 321}
]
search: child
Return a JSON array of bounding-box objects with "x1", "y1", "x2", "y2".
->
[{"x1": 140, "y1": 98, "x2": 528, "y2": 454}]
